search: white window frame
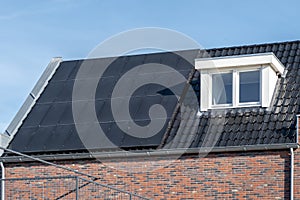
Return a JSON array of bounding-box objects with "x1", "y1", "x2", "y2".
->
[
  {"x1": 210, "y1": 66, "x2": 261, "y2": 109},
  {"x1": 210, "y1": 70, "x2": 233, "y2": 108},
  {"x1": 236, "y1": 67, "x2": 262, "y2": 107}
]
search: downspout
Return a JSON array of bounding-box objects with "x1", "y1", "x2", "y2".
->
[
  {"x1": 291, "y1": 115, "x2": 300, "y2": 200},
  {"x1": 290, "y1": 148, "x2": 294, "y2": 200},
  {"x1": 0, "y1": 162, "x2": 4, "y2": 200}
]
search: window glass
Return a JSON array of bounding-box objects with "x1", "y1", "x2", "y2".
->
[
  {"x1": 212, "y1": 73, "x2": 232, "y2": 105},
  {"x1": 239, "y1": 70, "x2": 260, "y2": 103}
]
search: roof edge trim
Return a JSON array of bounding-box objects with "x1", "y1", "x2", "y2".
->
[
  {"x1": 3, "y1": 57, "x2": 62, "y2": 150},
  {"x1": 1, "y1": 143, "x2": 298, "y2": 163}
]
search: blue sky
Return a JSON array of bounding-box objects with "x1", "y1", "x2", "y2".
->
[{"x1": 0, "y1": 0, "x2": 299, "y2": 132}]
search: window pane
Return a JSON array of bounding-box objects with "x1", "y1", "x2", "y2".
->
[
  {"x1": 212, "y1": 73, "x2": 232, "y2": 105},
  {"x1": 239, "y1": 70, "x2": 260, "y2": 103}
]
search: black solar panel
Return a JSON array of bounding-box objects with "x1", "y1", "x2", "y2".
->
[
  {"x1": 8, "y1": 51, "x2": 196, "y2": 153},
  {"x1": 38, "y1": 81, "x2": 65, "y2": 103},
  {"x1": 29, "y1": 126, "x2": 56, "y2": 151},
  {"x1": 9, "y1": 127, "x2": 37, "y2": 152},
  {"x1": 40, "y1": 103, "x2": 67, "y2": 126},
  {"x1": 50, "y1": 60, "x2": 79, "y2": 82},
  {"x1": 21, "y1": 104, "x2": 51, "y2": 128},
  {"x1": 58, "y1": 102, "x2": 74, "y2": 125}
]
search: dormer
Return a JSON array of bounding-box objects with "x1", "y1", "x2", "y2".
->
[{"x1": 195, "y1": 53, "x2": 285, "y2": 111}]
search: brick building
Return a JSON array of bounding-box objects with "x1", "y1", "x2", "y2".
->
[{"x1": 1, "y1": 40, "x2": 300, "y2": 199}]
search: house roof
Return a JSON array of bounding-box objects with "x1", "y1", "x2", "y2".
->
[{"x1": 5, "y1": 40, "x2": 300, "y2": 155}]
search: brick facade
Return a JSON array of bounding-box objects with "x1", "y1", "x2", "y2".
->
[{"x1": 4, "y1": 150, "x2": 296, "y2": 199}]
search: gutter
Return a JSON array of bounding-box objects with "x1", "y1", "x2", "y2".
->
[
  {"x1": 290, "y1": 148, "x2": 294, "y2": 200},
  {"x1": 0, "y1": 143, "x2": 298, "y2": 163}
]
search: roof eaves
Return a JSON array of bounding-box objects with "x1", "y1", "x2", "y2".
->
[{"x1": 1, "y1": 143, "x2": 298, "y2": 163}]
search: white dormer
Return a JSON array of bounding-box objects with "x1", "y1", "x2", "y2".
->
[{"x1": 195, "y1": 53, "x2": 285, "y2": 111}]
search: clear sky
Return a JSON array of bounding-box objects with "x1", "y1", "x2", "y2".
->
[{"x1": 0, "y1": 0, "x2": 299, "y2": 132}]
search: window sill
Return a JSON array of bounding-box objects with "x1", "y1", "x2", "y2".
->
[{"x1": 209, "y1": 103, "x2": 262, "y2": 110}]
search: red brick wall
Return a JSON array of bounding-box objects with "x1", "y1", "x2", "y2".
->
[{"x1": 4, "y1": 150, "x2": 292, "y2": 199}]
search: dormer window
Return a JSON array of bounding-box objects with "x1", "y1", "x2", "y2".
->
[
  {"x1": 212, "y1": 72, "x2": 233, "y2": 105},
  {"x1": 239, "y1": 70, "x2": 260, "y2": 103},
  {"x1": 211, "y1": 68, "x2": 260, "y2": 108},
  {"x1": 195, "y1": 53, "x2": 284, "y2": 111}
]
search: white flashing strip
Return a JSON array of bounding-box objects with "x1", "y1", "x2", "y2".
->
[
  {"x1": 297, "y1": 114, "x2": 300, "y2": 144},
  {"x1": 1, "y1": 57, "x2": 62, "y2": 151},
  {"x1": 195, "y1": 53, "x2": 285, "y2": 74}
]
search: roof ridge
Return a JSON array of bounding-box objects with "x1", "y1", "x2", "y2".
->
[{"x1": 205, "y1": 40, "x2": 300, "y2": 51}]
